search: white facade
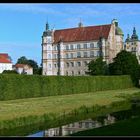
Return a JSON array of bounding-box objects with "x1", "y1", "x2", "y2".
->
[
  {"x1": 14, "y1": 64, "x2": 33, "y2": 75},
  {"x1": 0, "y1": 63, "x2": 12, "y2": 73}
]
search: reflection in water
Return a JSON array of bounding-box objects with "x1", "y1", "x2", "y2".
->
[
  {"x1": 27, "y1": 131, "x2": 44, "y2": 137},
  {"x1": 44, "y1": 114, "x2": 115, "y2": 137}
]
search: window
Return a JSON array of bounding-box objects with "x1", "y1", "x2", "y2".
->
[
  {"x1": 84, "y1": 52, "x2": 88, "y2": 58},
  {"x1": 54, "y1": 46, "x2": 57, "y2": 50},
  {"x1": 90, "y1": 51, "x2": 94, "y2": 57},
  {"x1": 53, "y1": 54, "x2": 57, "y2": 59},
  {"x1": 84, "y1": 61, "x2": 88, "y2": 66},
  {"x1": 70, "y1": 45, "x2": 74, "y2": 50},
  {"x1": 77, "y1": 52, "x2": 81, "y2": 58},
  {"x1": 79, "y1": 122, "x2": 82, "y2": 128},
  {"x1": 48, "y1": 46, "x2": 51, "y2": 50},
  {"x1": 90, "y1": 43, "x2": 94, "y2": 48},
  {"x1": 85, "y1": 122, "x2": 89, "y2": 128},
  {"x1": 84, "y1": 44, "x2": 87, "y2": 49},
  {"x1": 92, "y1": 122, "x2": 95, "y2": 127},
  {"x1": 97, "y1": 51, "x2": 100, "y2": 56},
  {"x1": 48, "y1": 54, "x2": 51, "y2": 59},
  {"x1": 66, "y1": 71, "x2": 68, "y2": 76},
  {"x1": 54, "y1": 64, "x2": 57, "y2": 68},
  {"x1": 71, "y1": 62, "x2": 74, "y2": 67},
  {"x1": 66, "y1": 63, "x2": 69, "y2": 67},
  {"x1": 49, "y1": 64, "x2": 51, "y2": 68},
  {"x1": 78, "y1": 71, "x2": 80, "y2": 75},
  {"x1": 72, "y1": 123, "x2": 75, "y2": 127},
  {"x1": 66, "y1": 54, "x2": 69, "y2": 59},
  {"x1": 77, "y1": 62, "x2": 81, "y2": 67},
  {"x1": 70, "y1": 53, "x2": 73, "y2": 58},
  {"x1": 72, "y1": 71, "x2": 74, "y2": 76},
  {"x1": 66, "y1": 45, "x2": 69, "y2": 50},
  {"x1": 77, "y1": 44, "x2": 81, "y2": 49}
]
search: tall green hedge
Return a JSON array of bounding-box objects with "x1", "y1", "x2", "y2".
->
[{"x1": 0, "y1": 74, "x2": 134, "y2": 101}]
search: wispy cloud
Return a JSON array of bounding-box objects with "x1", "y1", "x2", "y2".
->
[{"x1": 0, "y1": 4, "x2": 64, "y2": 15}]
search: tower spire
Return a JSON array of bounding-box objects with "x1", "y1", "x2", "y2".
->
[
  {"x1": 46, "y1": 21, "x2": 49, "y2": 31},
  {"x1": 131, "y1": 27, "x2": 138, "y2": 40},
  {"x1": 133, "y1": 27, "x2": 136, "y2": 35},
  {"x1": 78, "y1": 18, "x2": 83, "y2": 27}
]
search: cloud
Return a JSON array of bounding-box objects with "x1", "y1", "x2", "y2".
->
[{"x1": 0, "y1": 4, "x2": 64, "y2": 15}]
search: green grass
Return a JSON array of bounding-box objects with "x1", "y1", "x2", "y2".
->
[
  {"x1": 70, "y1": 116, "x2": 140, "y2": 136},
  {"x1": 0, "y1": 88, "x2": 139, "y2": 121}
]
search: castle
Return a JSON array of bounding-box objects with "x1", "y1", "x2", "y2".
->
[
  {"x1": 41, "y1": 19, "x2": 124, "y2": 76},
  {"x1": 124, "y1": 27, "x2": 140, "y2": 64}
]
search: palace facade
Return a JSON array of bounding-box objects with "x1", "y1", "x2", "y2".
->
[{"x1": 42, "y1": 19, "x2": 123, "y2": 76}]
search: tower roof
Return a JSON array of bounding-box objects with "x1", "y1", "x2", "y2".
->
[
  {"x1": 131, "y1": 27, "x2": 138, "y2": 40},
  {"x1": 125, "y1": 34, "x2": 130, "y2": 42},
  {"x1": 115, "y1": 27, "x2": 124, "y2": 36}
]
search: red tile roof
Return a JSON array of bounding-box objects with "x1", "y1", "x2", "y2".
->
[
  {"x1": 0, "y1": 58, "x2": 11, "y2": 63},
  {"x1": 53, "y1": 24, "x2": 111, "y2": 43},
  {"x1": 0, "y1": 53, "x2": 12, "y2": 63},
  {"x1": 15, "y1": 64, "x2": 32, "y2": 68}
]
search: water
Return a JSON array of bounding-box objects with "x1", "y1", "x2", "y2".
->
[
  {"x1": 43, "y1": 114, "x2": 115, "y2": 137},
  {"x1": 28, "y1": 104, "x2": 140, "y2": 137},
  {"x1": 27, "y1": 131, "x2": 44, "y2": 137}
]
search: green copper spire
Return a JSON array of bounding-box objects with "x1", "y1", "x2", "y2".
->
[
  {"x1": 125, "y1": 34, "x2": 130, "y2": 42},
  {"x1": 46, "y1": 22, "x2": 49, "y2": 31},
  {"x1": 131, "y1": 27, "x2": 138, "y2": 40},
  {"x1": 133, "y1": 27, "x2": 136, "y2": 35}
]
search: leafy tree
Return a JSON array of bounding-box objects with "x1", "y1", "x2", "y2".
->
[
  {"x1": 109, "y1": 50, "x2": 140, "y2": 86},
  {"x1": 109, "y1": 50, "x2": 139, "y2": 75},
  {"x1": 86, "y1": 57, "x2": 108, "y2": 75},
  {"x1": 17, "y1": 56, "x2": 28, "y2": 64}
]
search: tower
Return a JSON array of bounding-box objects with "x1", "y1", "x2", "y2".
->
[
  {"x1": 42, "y1": 22, "x2": 53, "y2": 75},
  {"x1": 125, "y1": 27, "x2": 140, "y2": 63}
]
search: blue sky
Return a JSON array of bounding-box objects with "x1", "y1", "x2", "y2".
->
[{"x1": 0, "y1": 3, "x2": 140, "y2": 65}]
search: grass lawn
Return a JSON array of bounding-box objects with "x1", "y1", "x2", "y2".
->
[
  {"x1": 0, "y1": 88, "x2": 140, "y2": 121},
  {"x1": 70, "y1": 116, "x2": 140, "y2": 136}
]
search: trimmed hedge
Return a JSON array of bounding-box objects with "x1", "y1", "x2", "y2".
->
[{"x1": 0, "y1": 74, "x2": 134, "y2": 101}]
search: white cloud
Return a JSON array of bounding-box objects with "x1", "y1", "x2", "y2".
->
[{"x1": 0, "y1": 4, "x2": 64, "y2": 15}]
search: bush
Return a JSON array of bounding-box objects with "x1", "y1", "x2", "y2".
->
[
  {"x1": 0, "y1": 75, "x2": 134, "y2": 101},
  {"x1": 2, "y1": 70, "x2": 18, "y2": 74}
]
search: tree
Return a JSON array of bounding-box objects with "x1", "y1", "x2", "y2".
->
[
  {"x1": 109, "y1": 50, "x2": 140, "y2": 86},
  {"x1": 17, "y1": 56, "x2": 28, "y2": 64},
  {"x1": 109, "y1": 50, "x2": 139, "y2": 75},
  {"x1": 86, "y1": 57, "x2": 108, "y2": 75}
]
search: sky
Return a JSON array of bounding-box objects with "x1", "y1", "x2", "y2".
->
[{"x1": 0, "y1": 3, "x2": 140, "y2": 65}]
